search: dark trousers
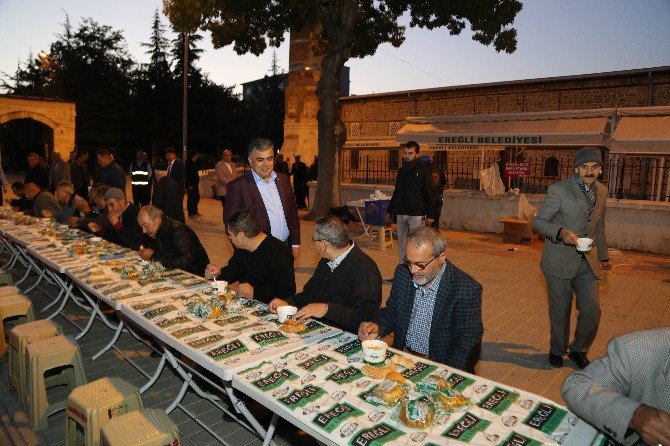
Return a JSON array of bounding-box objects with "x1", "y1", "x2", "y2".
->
[
  {"x1": 431, "y1": 197, "x2": 443, "y2": 229},
  {"x1": 294, "y1": 185, "x2": 307, "y2": 209},
  {"x1": 132, "y1": 186, "x2": 151, "y2": 207},
  {"x1": 545, "y1": 259, "x2": 600, "y2": 356},
  {"x1": 187, "y1": 186, "x2": 200, "y2": 216}
]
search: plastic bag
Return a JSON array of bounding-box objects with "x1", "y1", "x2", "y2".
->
[
  {"x1": 518, "y1": 194, "x2": 538, "y2": 220},
  {"x1": 480, "y1": 163, "x2": 505, "y2": 196}
]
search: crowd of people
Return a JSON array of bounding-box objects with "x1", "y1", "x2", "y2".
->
[{"x1": 3, "y1": 142, "x2": 668, "y2": 446}]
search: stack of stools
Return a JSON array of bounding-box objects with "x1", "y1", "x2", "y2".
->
[
  {"x1": 369, "y1": 226, "x2": 394, "y2": 251},
  {"x1": 64, "y1": 377, "x2": 143, "y2": 446},
  {"x1": 0, "y1": 292, "x2": 36, "y2": 356},
  {"x1": 25, "y1": 335, "x2": 87, "y2": 430},
  {"x1": 7, "y1": 319, "x2": 63, "y2": 404},
  {"x1": 100, "y1": 408, "x2": 179, "y2": 446}
]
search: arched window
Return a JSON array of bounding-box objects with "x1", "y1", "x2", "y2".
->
[{"x1": 544, "y1": 157, "x2": 559, "y2": 177}]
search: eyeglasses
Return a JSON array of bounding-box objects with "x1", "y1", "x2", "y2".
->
[{"x1": 403, "y1": 255, "x2": 439, "y2": 271}]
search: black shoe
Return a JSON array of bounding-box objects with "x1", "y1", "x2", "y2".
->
[
  {"x1": 568, "y1": 351, "x2": 590, "y2": 369},
  {"x1": 548, "y1": 353, "x2": 564, "y2": 368}
]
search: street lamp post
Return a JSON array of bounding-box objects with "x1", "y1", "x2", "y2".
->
[{"x1": 182, "y1": 32, "x2": 188, "y2": 161}]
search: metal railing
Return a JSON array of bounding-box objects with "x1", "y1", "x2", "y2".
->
[{"x1": 340, "y1": 151, "x2": 670, "y2": 201}]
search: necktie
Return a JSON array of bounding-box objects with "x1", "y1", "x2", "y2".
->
[
  {"x1": 584, "y1": 185, "x2": 596, "y2": 217},
  {"x1": 167, "y1": 162, "x2": 172, "y2": 177}
]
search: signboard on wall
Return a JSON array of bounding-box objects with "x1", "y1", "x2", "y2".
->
[{"x1": 505, "y1": 162, "x2": 530, "y2": 177}]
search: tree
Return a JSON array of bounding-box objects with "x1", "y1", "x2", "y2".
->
[{"x1": 164, "y1": 0, "x2": 522, "y2": 218}]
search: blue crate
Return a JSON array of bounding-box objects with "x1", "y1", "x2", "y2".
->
[{"x1": 364, "y1": 200, "x2": 390, "y2": 226}]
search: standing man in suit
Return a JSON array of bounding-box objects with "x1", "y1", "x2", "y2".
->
[
  {"x1": 225, "y1": 138, "x2": 301, "y2": 259},
  {"x1": 214, "y1": 149, "x2": 239, "y2": 212},
  {"x1": 358, "y1": 227, "x2": 483, "y2": 373},
  {"x1": 94, "y1": 149, "x2": 126, "y2": 191},
  {"x1": 48, "y1": 151, "x2": 70, "y2": 191},
  {"x1": 165, "y1": 147, "x2": 185, "y2": 207},
  {"x1": 24, "y1": 152, "x2": 50, "y2": 190},
  {"x1": 562, "y1": 327, "x2": 670, "y2": 446},
  {"x1": 533, "y1": 147, "x2": 611, "y2": 370}
]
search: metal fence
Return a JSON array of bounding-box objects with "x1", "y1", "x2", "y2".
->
[{"x1": 340, "y1": 151, "x2": 670, "y2": 201}]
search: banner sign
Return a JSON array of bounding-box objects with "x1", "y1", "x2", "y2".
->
[{"x1": 505, "y1": 162, "x2": 530, "y2": 178}]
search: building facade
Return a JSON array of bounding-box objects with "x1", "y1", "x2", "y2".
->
[{"x1": 339, "y1": 66, "x2": 670, "y2": 201}]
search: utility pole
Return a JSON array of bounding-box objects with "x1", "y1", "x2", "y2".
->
[{"x1": 182, "y1": 31, "x2": 188, "y2": 161}]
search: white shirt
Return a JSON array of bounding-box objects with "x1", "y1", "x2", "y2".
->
[{"x1": 327, "y1": 241, "x2": 355, "y2": 271}]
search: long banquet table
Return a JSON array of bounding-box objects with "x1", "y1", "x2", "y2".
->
[{"x1": 0, "y1": 212, "x2": 607, "y2": 446}]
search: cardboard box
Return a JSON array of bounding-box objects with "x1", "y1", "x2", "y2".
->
[
  {"x1": 364, "y1": 200, "x2": 390, "y2": 226},
  {"x1": 500, "y1": 217, "x2": 538, "y2": 245}
]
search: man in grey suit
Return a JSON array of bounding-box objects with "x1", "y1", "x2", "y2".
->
[
  {"x1": 533, "y1": 147, "x2": 611, "y2": 369},
  {"x1": 562, "y1": 327, "x2": 670, "y2": 446},
  {"x1": 214, "y1": 149, "x2": 239, "y2": 211}
]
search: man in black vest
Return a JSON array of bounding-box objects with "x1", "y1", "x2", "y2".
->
[
  {"x1": 129, "y1": 151, "x2": 152, "y2": 207},
  {"x1": 270, "y1": 215, "x2": 382, "y2": 332}
]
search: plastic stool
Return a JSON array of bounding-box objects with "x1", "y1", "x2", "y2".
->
[
  {"x1": 65, "y1": 377, "x2": 144, "y2": 446},
  {"x1": 8, "y1": 319, "x2": 62, "y2": 403},
  {"x1": 100, "y1": 408, "x2": 179, "y2": 446},
  {"x1": 25, "y1": 335, "x2": 87, "y2": 430},
  {"x1": 370, "y1": 226, "x2": 393, "y2": 251},
  {"x1": 0, "y1": 294, "x2": 36, "y2": 356},
  {"x1": 0, "y1": 285, "x2": 22, "y2": 297}
]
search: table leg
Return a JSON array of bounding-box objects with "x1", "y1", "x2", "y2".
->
[{"x1": 262, "y1": 413, "x2": 279, "y2": 446}]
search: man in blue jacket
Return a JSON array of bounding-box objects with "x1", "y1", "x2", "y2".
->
[{"x1": 359, "y1": 226, "x2": 483, "y2": 373}]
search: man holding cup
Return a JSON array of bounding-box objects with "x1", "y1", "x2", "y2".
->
[{"x1": 533, "y1": 147, "x2": 611, "y2": 370}]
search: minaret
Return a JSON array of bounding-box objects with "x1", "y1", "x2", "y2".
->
[{"x1": 281, "y1": 26, "x2": 322, "y2": 164}]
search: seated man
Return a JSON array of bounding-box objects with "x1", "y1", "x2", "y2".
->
[
  {"x1": 152, "y1": 166, "x2": 185, "y2": 223},
  {"x1": 562, "y1": 327, "x2": 670, "y2": 446},
  {"x1": 137, "y1": 205, "x2": 209, "y2": 276},
  {"x1": 41, "y1": 181, "x2": 86, "y2": 225},
  {"x1": 204, "y1": 209, "x2": 295, "y2": 303},
  {"x1": 88, "y1": 188, "x2": 143, "y2": 250},
  {"x1": 7, "y1": 182, "x2": 32, "y2": 212},
  {"x1": 358, "y1": 227, "x2": 483, "y2": 373},
  {"x1": 22, "y1": 182, "x2": 61, "y2": 218},
  {"x1": 75, "y1": 184, "x2": 112, "y2": 232},
  {"x1": 269, "y1": 215, "x2": 381, "y2": 332}
]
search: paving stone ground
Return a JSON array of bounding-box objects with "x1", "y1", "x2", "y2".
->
[{"x1": 1, "y1": 196, "x2": 668, "y2": 445}]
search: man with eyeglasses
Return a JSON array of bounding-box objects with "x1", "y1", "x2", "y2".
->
[
  {"x1": 358, "y1": 227, "x2": 483, "y2": 373},
  {"x1": 204, "y1": 209, "x2": 295, "y2": 302},
  {"x1": 225, "y1": 138, "x2": 301, "y2": 260},
  {"x1": 269, "y1": 215, "x2": 382, "y2": 332},
  {"x1": 533, "y1": 147, "x2": 611, "y2": 370}
]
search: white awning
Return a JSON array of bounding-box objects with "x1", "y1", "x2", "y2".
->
[
  {"x1": 610, "y1": 106, "x2": 670, "y2": 154},
  {"x1": 343, "y1": 139, "x2": 398, "y2": 149},
  {"x1": 396, "y1": 109, "x2": 614, "y2": 149}
]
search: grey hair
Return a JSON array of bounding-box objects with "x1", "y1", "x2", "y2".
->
[
  {"x1": 138, "y1": 205, "x2": 163, "y2": 221},
  {"x1": 247, "y1": 138, "x2": 275, "y2": 156},
  {"x1": 314, "y1": 215, "x2": 349, "y2": 249},
  {"x1": 56, "y1": 180, "x2": 74, "y2": 195},
  {"x1": 407, "y1": 226, "x2": 447, "y2": 256}
]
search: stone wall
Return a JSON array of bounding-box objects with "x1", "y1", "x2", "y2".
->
[{"x1": 0, "y1": 95, "x2": 76, "y2": 158}]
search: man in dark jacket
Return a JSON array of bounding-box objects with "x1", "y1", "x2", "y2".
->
[
  {"x1": 270, "y1": 215, "x2": 381, "y2": 332},
  {"x1": 24, "y1": 152, "x2": 49, "y2": 190},
  {"x1": 93, "y1": 149, "x2": 126, "y2": 190},
  {"x1": 289, "y1": 154, "x2": 308, "y2": 209},
  {"x1": 137, "y1": 205, "x2": 209, "y2": 276},
  {"x1": 204, "y1": 210, "x2": 295, "y2": 303},
  {"x1": 359, "y1": 227, "x2": 483, "y2": 373},
  {"x1": 88, "y1": 188, "x2": 143, "y2": 250},
  {"x1": 151, "y1": 167, "x2": 185, "y2": 222},
  {"x1": 421, "y1": 156, "x2": 447, "y2": 229},
  {"x1": 185, "y1": 152, "x2": 201, "y2": 217},
  {"x1": 387, "y1": 141, "x2": 434, "y2": 264},
  {"x1": 70, "y1": 149, "x2": 90, "y2": 199},
  {"x1": 23, "y1": 182, "x2": 61, "y2": 217}
]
